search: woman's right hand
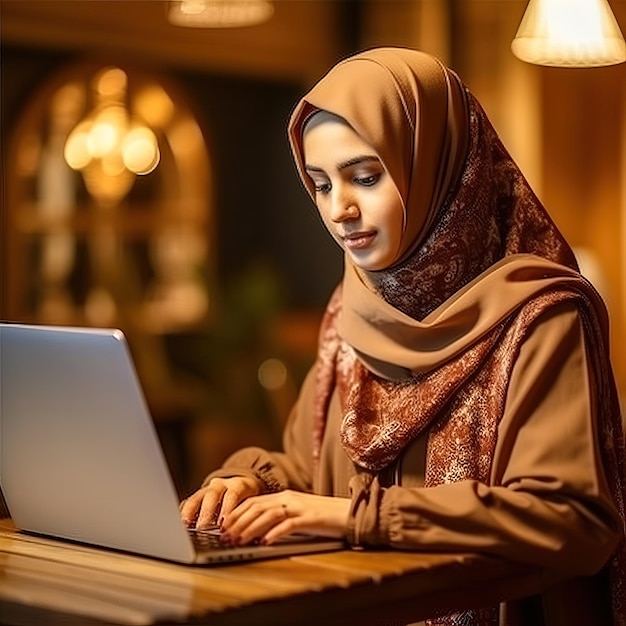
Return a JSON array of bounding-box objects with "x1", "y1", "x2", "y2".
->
[{"x1": 179, "y1": 476, "x2": 261, "y2": 529}]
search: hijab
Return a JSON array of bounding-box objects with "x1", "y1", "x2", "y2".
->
[
  {"x1": 288, "y1": 47, "x2": 625, "y2": 626},
  {"x1": 290, "y1": 48, "x2": 469, "y2": 267},
  {"x1": 288, "y1": 48, "x2": 581, "y2": 378}
]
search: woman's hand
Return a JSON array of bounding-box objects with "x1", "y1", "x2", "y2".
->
[
  {"x1": 179, "y1": 476, "x2": 261, "y2": 529},
  {"x1": 220, "y1": 490, "x2": 351, "y2": 546}
]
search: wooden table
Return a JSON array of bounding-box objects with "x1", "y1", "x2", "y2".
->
[{"x1": 0, "y1": 519, "x2": 560, "y2": 626}]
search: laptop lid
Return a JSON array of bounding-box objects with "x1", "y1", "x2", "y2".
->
[
  {"x1": 0, "y1": 323, "x2": 343, "y2": 564},
  {"x1": 0, "y1": 323, "x2": 198, "y2": 563}
]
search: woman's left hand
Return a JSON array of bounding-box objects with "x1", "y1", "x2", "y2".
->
[{"x1": 220, "y1": 490, "x2": 351, "y2": 546}]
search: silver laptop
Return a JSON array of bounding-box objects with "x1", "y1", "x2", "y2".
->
[{"x1": 0, "y1": 322, "x2": 343, "y2": 564}]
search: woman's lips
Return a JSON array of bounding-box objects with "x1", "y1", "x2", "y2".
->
[{"x1": 342, "y1": 231, "x2": 376, "y2": 249}]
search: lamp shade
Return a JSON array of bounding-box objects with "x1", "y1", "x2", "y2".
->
[{"x1": 512, "y1": 0, "x2": 626, "y2": 67}]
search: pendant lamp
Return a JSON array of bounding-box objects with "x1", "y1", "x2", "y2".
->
[
  {"x1": 168, "y1": 0, "x2": 274, "y2": 28},
  {"x1": 511, "y1": 0, "x2": 626, "y2": 67}
]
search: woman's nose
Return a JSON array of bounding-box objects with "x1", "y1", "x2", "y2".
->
[{"x1": 329, "y1": 189, "x2": 359, "y2": 222}]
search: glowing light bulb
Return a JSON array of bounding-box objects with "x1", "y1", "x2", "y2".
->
[
  {"x1": 64, "y1": 122, "x2": 92, "y2": 170},
  {"x1": 122, "y1": 127, "x2": 160, "y2": 175}
]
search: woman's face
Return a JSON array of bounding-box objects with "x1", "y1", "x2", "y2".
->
[{"x1": 302, "y1": 120, "x2": 405, "y2": 271}]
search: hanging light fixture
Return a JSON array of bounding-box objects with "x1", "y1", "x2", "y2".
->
[
  {"x1": 64, "y1": 67, "x2": 160, "y2": 205},
  {"x1": 168, "y1": 0, "x2": 274, "y2": 28},
  {"x1": 512, "y1": 0, "x2": 626, "y2": 67}
]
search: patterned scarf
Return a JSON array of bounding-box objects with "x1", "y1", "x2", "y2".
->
[{"x1": 314, "y1": 280, "x2": 625, "y2": 626}]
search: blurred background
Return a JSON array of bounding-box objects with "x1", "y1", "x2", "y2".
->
[{"x1": 2, "y1": 0, "x2": 626, "y2": 497}]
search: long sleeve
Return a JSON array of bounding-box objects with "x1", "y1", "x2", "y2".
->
[{"x1": 348, "y1": 303, "x2": 623, "y2": 576}]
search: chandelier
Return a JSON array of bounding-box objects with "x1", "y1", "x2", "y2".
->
[{"x1": 64, "y1": 67, "x2": 160, "y2": 205}]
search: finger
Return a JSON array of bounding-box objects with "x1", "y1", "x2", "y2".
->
[
  {"x1": 217, "y1": 478, "x2": 262, "y2": 526},
  {"x1": 195, "y1": 488, "x2": 226, "y2": 529},
  {"x1": 218, "y1": 487, "x2": 250, "y2": 523},
  {"x1": 261, "y1": 517, "x2": 300, "y2": 545},
  {"x1": 259, "y1": 503, "x2": 300, "y2": 545},
  {"x1": 225, "y1": 501, "x2": 292, "y2": 545},
  {"x1": 179, "y1": 491, "x2": 205, "y2": 527},
  {"x1": 220, "y1": 495, "x2": 250, "y2": 526}
]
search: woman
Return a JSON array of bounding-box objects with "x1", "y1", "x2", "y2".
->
[{"x1": 181, "y1": 48, "x2": 625, "y2": 625}]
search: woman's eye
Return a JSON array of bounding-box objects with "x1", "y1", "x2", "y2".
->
[
  {"x1": 355, "y1": 173, "x2": 380, "y2": 187},
  {"x1": 314, "y1": 182, "x2": 331, "y2": 194}
]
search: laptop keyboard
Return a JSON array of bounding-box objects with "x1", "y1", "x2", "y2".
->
[
  {"x1": 188, "y1": 526, "x2": 237, "y2": 550},
  {"x1": 187, "y1": 526, "x2": 322, "y2": 551}
]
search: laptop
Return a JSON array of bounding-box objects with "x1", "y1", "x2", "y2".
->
[{"x1": 0, "y1": 322, "x2": 344, "y2": 564}]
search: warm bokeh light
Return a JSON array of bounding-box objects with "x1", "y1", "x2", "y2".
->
[
  {"x1": 63, "y1": 67, "x2": 161, "y2": 200},
  {"x1": 95, "y1": 67, "x2": 127, "y2": 99},
  {"x1": 168, "y1": 0, "x2": 274, "y2": 28},
  {"x1": 87, "y1": 108, "x2": 125, "y2": 158},
  {"x1": 134, "y1": 85, "x2": 175, "y2": 129},
  {"x1": 122, "y1": 126, "x2": 160, "y2": 174},
  {"x1": 63, "y1": 122, "x2": 91, "y2": 170},
  {"x1": 258, "y1": 358, "x2": 288, "y2": 391}
]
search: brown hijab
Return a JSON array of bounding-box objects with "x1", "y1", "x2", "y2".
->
[
  {"x1": 288, "y1": 47, "x2": 625, "y2": 626},
  {"x1": 289, "y1": 48, "x2": 469, "y2": 266},
  {"x1": 288, "y1": 47, "x2": 581, "y2": 378}
]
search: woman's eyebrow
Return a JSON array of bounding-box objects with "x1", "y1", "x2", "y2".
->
[
  {"x1": 305, "y1": 155, "x2": 380, "y2": 174},
  {"x1": 337, "y1": 155, "x2": 380, "y2": 170},
  {"x1": 304, "y1": 164, "x2": 325, "y2": 174}
]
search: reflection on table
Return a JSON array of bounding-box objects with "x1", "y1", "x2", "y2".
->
[{"x1": 0, "y1": 519, "x2": 565, "y2": 626}]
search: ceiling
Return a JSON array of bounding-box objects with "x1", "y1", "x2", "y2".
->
[{"x1": 0, "y1": 0, "x2": 349, "y2": 83}]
